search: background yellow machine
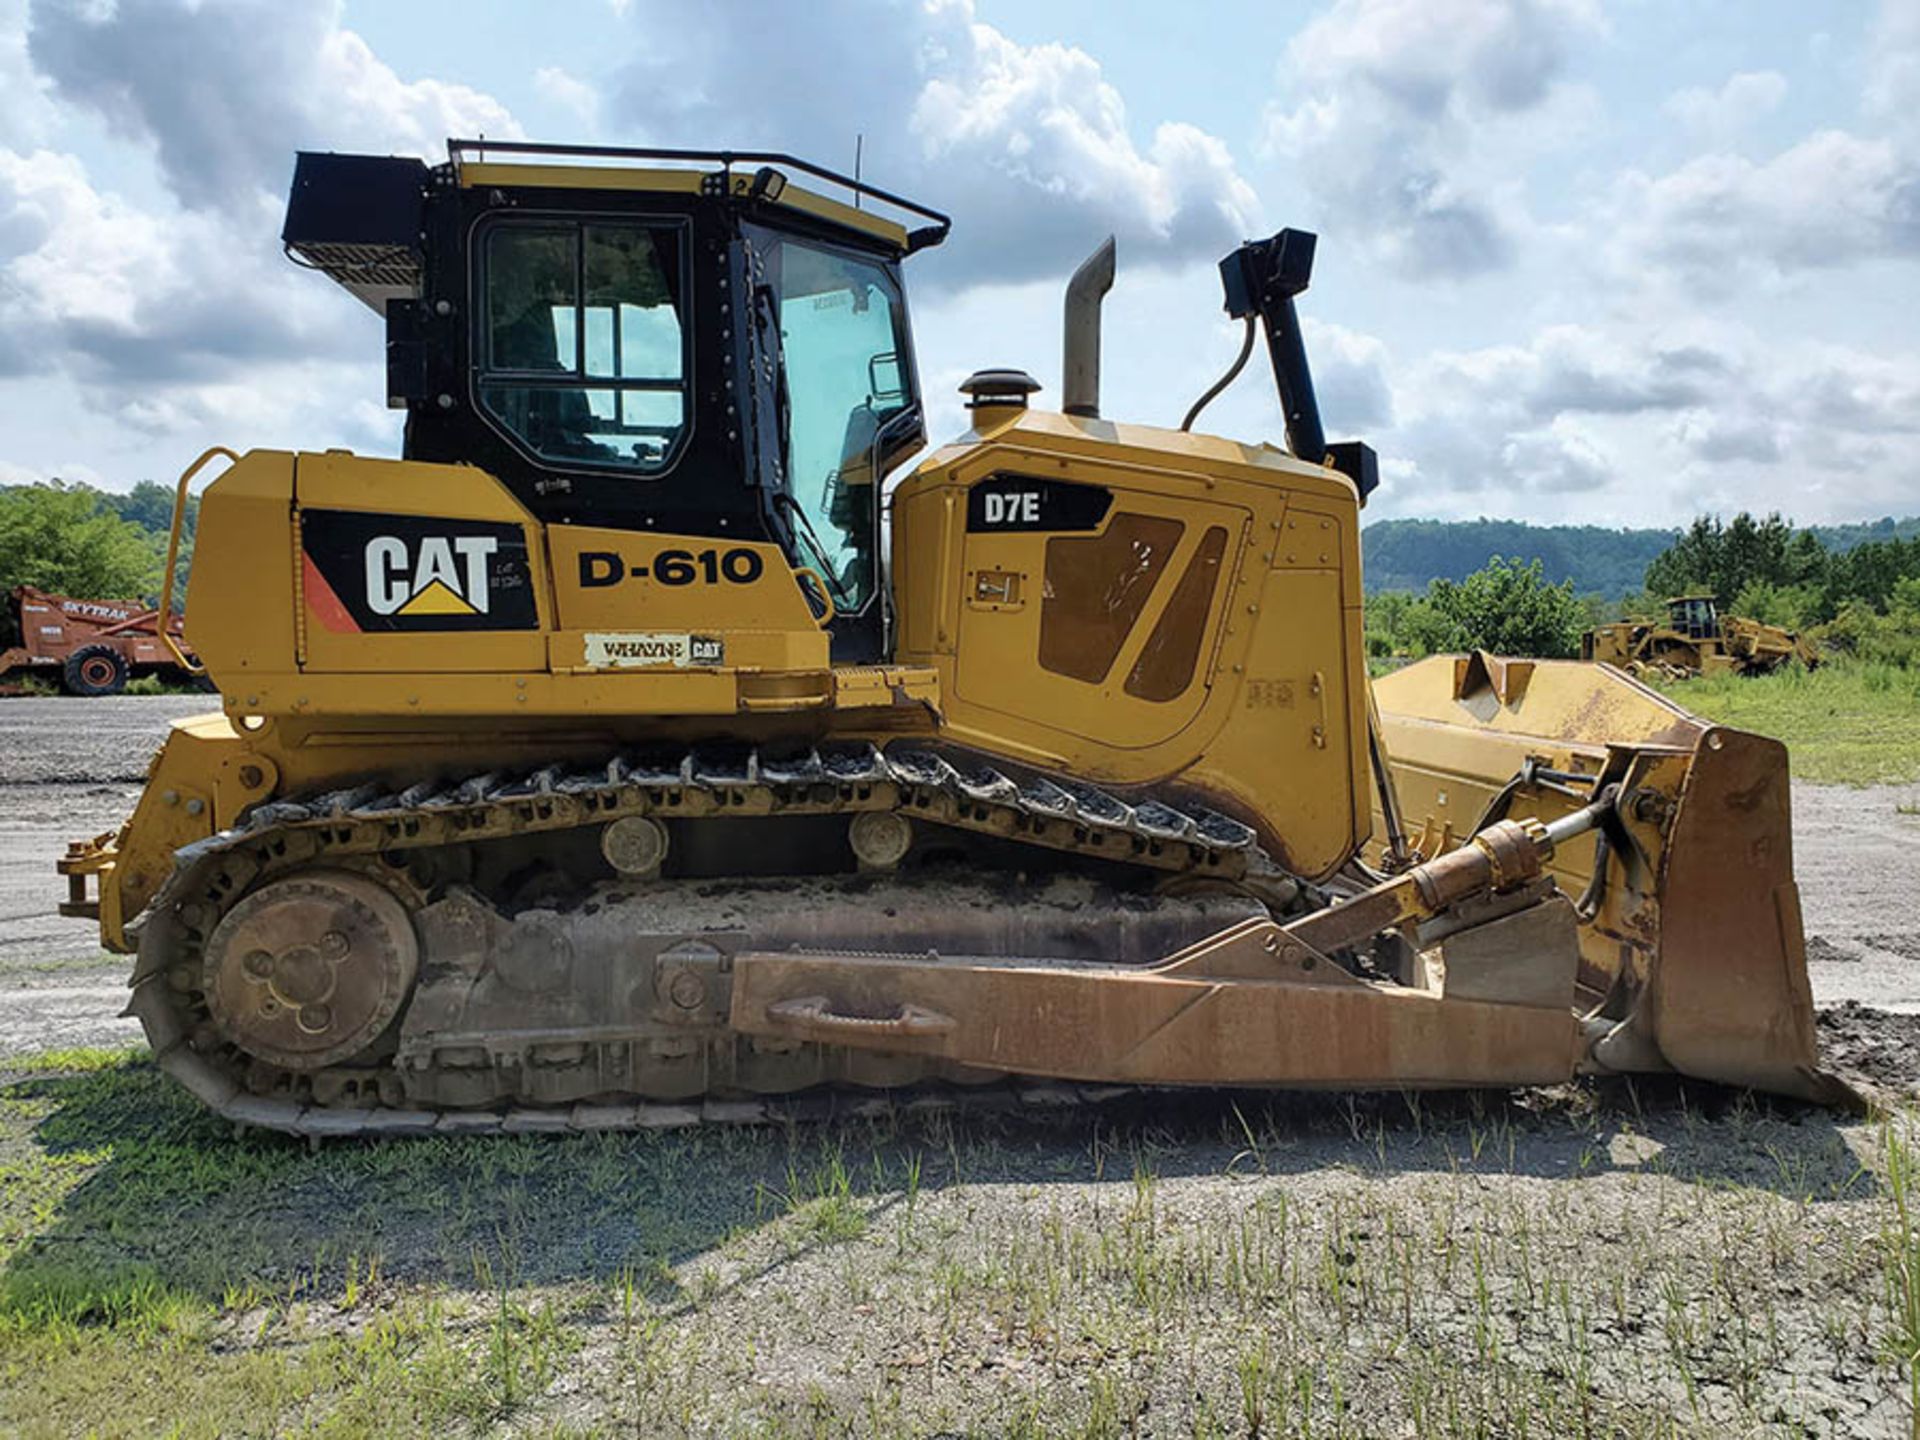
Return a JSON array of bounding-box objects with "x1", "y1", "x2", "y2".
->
[
  {"x1": 1583, "y1": 594, "x2": 1820, "y2": 678},
  {"x1": 60, "y1": 141, "x2": 1843, "y2": 1134}
]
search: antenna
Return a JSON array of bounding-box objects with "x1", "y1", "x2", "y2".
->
[{"x1": 854, "y1": 133, "x2": 863, "y2": 209}]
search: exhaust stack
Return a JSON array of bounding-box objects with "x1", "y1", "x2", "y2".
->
[{"x1": 1062, "y1": 236, "x2": 1116, "y2": 419}]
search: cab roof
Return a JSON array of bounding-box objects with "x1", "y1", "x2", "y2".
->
[
  {"x1": 449, "y1": 139, "x2": 948, "y2": 256},
  {"x1": 282, "y1": 140, "x2": 950, "y2": 314}
]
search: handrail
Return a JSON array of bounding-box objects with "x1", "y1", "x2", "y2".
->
[
  {"x1": 157, "y1": 446, "x2": 240, "y2": 676},
  {"x1": 792, "y1": 566, "x2": 838, "y2": 628},
  {"x1": 446, "y1": 138, "x2": 952, "y2": 247}
]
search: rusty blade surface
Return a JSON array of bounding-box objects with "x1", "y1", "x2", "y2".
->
[{"x1": 1646, "y1": 727, "x2": 1852, "y2": 1104}]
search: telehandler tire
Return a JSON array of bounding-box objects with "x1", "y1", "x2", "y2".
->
[{"x1": 62, "y1": 644, "x2": 128, "y2": 697}]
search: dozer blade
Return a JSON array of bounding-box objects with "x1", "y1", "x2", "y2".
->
[{"x1": 1373, "y1": 653, "x2": 1852, "y2": 1105}]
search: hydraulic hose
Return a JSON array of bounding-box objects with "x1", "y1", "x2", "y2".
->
[{"x1": 1180, "y1": 315, "x2": 1257, "y2": 433}]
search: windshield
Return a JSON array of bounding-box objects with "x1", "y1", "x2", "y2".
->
[{"x1": 752, "y1": 229, "x2": 914, "y2": 613}]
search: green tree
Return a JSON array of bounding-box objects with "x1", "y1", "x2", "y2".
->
[
  {"x1": 99, "y1": 480, "x2": 197, "y2": 599},
  {"x1": 1730, "y1": 579, "x2": 1820, "y2": 630},
  {"x1": 1424, "y1": 556, "x2": 1586, "y2": 658},
  {"x1": 0, "y1": 483, "x2": 163, "y2": 600},
  {"x1": 1364, "y1": 589, "x2": 1416, "y2": 659},
  {"x1": 100, "y1": 480, "x2": 184, "y2": 534},
  {"x1": 1644, "y1": 512, "x2": 1826, "y2": 602},
  {"x1": 1824, "y1": 536, "x2": 1920, "y2": 614}
]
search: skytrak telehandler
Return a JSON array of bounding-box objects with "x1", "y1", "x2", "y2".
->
[{"x1": 57, "y1": 142, "x2": 1845, "y2": 1136}]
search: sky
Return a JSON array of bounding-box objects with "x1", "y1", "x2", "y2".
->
[{"x1": 0, "y1": 0, "x2": 1915, "y2": 526}]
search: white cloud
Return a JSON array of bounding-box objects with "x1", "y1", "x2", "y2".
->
[
  {"x1": 0, "y1": 0, "x2": 1914, "y2": 532},
  {"x1": 608, "y1": 0, "x2": 1257, "y2": 287},
  {"x1": 0, "y1": 146, "x2": 363, "y2": 385},
  {"x1": 1499, "y1": 421, "x2": 1610, "y2": 493},
  {"x1": 1302, "y1": 318, "x2": 1394, "y2": 431},
  {"x1": 535, "y1": 66, "x2": 600, "y2": 131},
  {"x1": 910, "y1": 21, "x2": 1258, "y2": 267},
  {"x1": 1604, "y1": 5, "x2": 1918, "y2": 300},
  {"x1": 1665, "y1": 70, "x2": 1787, "y2": 148},
  {"x1": 27, "y1": 0, "x2": 520, "y2": 212},
  {"x1": 1671, "y1": 411, "x2": 1783, "y2": 465},
  {"x1": 1612, "y1": 129, "x2": 1920, "y2": 291},
  {"x1": 0, "y1": 0, "x2": 521, "y2": 469},
  {"x1": 0, "y1": 0, "x2": 56, "y2": 147},
  {"x1": 1865, "y1": 0, "x2": 1920, "y2": 147},
  {"x1": 0, "y1": 147, "x2": 171, "y2": 357},
  {"x1": 1263, "y1": 0, "x2": 1603, "y2": 278},
  {"x1": 1375, "y1": 318, "x2": 1920, "y2": 521}
]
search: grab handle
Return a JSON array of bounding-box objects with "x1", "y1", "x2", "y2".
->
[
  {"x1": 792, "y1": 567, "x2": 838, "y2": 628},
  {"x1": 157, "y1": 447, "x2": 240, "y2": 676},
  {"x1": 765, "y1": 995, "x2": 955, "y2": 1039}
]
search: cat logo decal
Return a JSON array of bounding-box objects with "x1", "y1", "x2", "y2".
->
[
  {"x1": 300, "y1": 510, "x2": 538, "y2": 633},
  {"x1": 364, "y1": 535, "x2": 498, "y2": 616}
]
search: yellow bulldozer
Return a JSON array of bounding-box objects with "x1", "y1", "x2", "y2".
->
[
  {"x1": 1583, "y1": 594, "x2": 1820, "y2": 678},
  {"x1": 57, "y1": 142, "x2": 1845, "y2": 1136}
]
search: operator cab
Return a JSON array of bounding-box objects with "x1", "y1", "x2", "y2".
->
[
  {"x1": 281, "y1": 141, "x2": 950, "y2": 661},
  {"x1": 1666, "y1": 595, "x2": 1720, "y2": 641}
]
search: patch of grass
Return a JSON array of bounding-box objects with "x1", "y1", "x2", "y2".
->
[
  {"x1": 122, "y1": 673, "x2": 206, "y2": 697},
  {"x1": 0, "y1": 1291, "x2": 578, "y2": 1439},
  {"x1": 0, "y1": 1060, "x2": 1911, "y2": 1436},
  {"x1": 1881, "y1": 1120, "x2": 1920, "y2": 1417},
  {"x1": 2, "y1": 1045, "x2": 147, "y2": 1076},
  {"x1": 1655, "y1": 660, "x2": 1920, "y2": 784},
  {"x1": 773, "y1": 1146, "x2": 869, "y2": 1246}
]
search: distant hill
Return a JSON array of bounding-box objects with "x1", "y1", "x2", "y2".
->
[
  {"x1": 1361, "y1": 519, "x2": 1676, "y2": 597},
  {"x1": 1363, "y1": 516, "x2": 1920, "y2": 597},
  {"x1": 1809, "y1": 517, "x2": 1920, "y2": 550}
]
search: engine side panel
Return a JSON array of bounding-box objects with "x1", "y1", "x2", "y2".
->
[{"x1": 891, "y1": 410, "x2": 1371, "y2": 880}]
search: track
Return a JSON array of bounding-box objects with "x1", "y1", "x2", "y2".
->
[{"x1": 128, "y1": 741, "x2": 1310, "y2": 1136}]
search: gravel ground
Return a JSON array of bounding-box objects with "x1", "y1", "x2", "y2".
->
[
  {"x1": 0, "y1": 695, "x2": 208, "y2": 1051},
  {"x1": 0, "y1": 693, "x2": 209, "y2": 786},
  {"x1": 1792, "y1": 778, "x2": 1920, "y2": 1013}
]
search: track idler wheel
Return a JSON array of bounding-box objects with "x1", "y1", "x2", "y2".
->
[{"x1": 201, "y1": 870, "x2": 419, "y2": 1070}]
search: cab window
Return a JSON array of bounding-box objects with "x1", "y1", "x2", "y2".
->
[{"x1": 478, "y1": 222, "x2": 687, "y2": 473}]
